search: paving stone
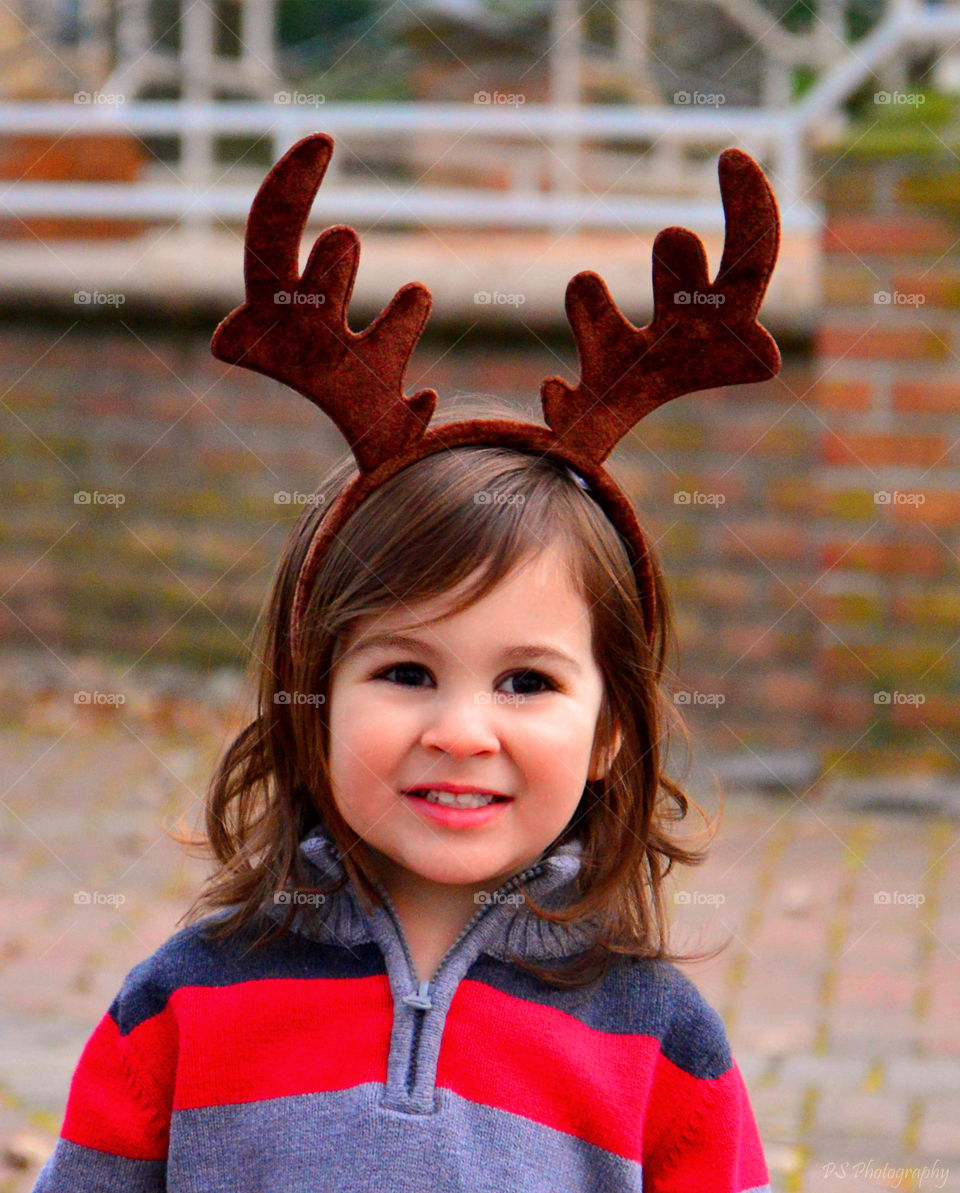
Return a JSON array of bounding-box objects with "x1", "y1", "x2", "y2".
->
[
  {"x1": 885, "y1": 1056, "x2": 960, "y2": 1097},
  {"x1": 811, "y1": 1088, "x2": 910, "y2": 1141},
  {"x1": 778, "y1": 1054, "x2": 871, "y2": 1089}
]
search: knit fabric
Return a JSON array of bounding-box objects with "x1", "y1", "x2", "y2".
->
[{"x1": 33, "y1": 825, "x2": 771, "y2": 1192}]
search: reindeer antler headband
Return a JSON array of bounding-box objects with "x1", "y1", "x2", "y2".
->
[{"x1": 211, "y1": 133, "x2": 781, "y2": 666}]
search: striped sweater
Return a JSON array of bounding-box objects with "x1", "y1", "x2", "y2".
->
[{"x1": 33, "y1": 823, "x2": 771, "y2": 1192}]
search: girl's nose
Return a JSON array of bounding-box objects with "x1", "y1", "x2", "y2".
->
[{"x1": 418, "y1": 693, "x2": 500, "y2": 758}]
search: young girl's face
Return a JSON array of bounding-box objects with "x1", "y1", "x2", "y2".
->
[{"x1": 326, "y1": 542, "x2": 617, "y2": 894}]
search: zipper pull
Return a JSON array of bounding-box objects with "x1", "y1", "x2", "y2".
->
[{"x1": 402, "y1": 980, "x2": 432, "y2": 1010}]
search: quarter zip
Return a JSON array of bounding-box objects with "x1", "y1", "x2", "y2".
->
[{"x1": 372, "y1": 860, "x2": 548, "y2": 1105}]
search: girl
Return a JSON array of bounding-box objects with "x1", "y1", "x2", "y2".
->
[{"x1": 33, "y1": 133, "x2": 778, "y2": 1193}]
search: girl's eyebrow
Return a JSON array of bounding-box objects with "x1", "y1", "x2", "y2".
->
[{"x1": 346, "y1": 631, "x2": 582, "y2": 673}]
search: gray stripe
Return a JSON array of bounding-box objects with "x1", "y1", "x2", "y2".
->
[{"x1": 31, "y1": 1137, "x2": 166, "y2": 1192}]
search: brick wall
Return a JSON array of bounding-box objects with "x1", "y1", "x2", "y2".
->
[
  {"x1": 809, "y1": 151, "x2": 960, "y2": 777},
  {"x1": 2, "y1": 149, "x2": 959, "y2": 776}
]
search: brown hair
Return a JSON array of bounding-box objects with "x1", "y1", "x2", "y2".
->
[{"x1": 172, "y1": 394, "x2": 725, "y2": 989}]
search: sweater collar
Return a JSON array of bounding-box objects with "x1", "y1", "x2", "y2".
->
[{"x1": 262, "y1": 821, "x2": 596, "y2": 961}]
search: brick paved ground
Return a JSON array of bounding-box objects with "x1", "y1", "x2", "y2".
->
[{"x1": 0, "y1": 655, "x2": 957, "y2": 1193}]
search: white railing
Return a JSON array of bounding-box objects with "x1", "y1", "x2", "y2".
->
[
  {"x1": 0, "y1": 101, "x2": 812, "y2": 232},
  {"x1": 1, "y1": 0, "x2": 958, "y2": 236}
]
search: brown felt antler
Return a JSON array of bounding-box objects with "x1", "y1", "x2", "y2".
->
[
  {"x1": 210, "y1": 133, "x2": 782, "y2": 663},
  {"x1": 211, "y1": 134, "x2": 436, "y2": 474},
  {"x1": 541, "y1": 148, "x2": 780, "y2": 464}
]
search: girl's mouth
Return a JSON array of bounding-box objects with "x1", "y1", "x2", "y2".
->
[{"x1": 403, "y1": 789, "x2": 513, "y2": 828}]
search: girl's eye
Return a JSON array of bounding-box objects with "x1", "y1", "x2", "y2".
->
[
  {"x1": 372, "y1": 663, "x2": 557, "y2": 695},
  {"x1": 376, "y1": 662, "x2": 430, "y2": 688},
  {"x1": 503, "y1": 669, "x2": 555, "y2": 696}
]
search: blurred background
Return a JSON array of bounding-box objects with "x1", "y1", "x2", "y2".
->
[{"x1": 1, "y1": 2, "x2": 959, "y2": 1190}]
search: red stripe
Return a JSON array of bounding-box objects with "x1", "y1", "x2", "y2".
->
[
  {"x1": 438, "y1": 979, "x2": 660, "y2": 1161},
  {"x1": 169, "y1": 976, "x2": 393, "y2": 1109},
  {"x1": 61, "y1": 1012, "x2": 173, "y2": 1159},
  {"x1": 642, "y1": 1056, "x2": 769, "y2": 1191}
]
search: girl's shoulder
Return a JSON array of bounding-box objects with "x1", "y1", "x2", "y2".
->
[
  {"x1": 609, "y1": 955, "x2": 733, "y2": 1077},
  {"x1": 109, "y1": 908, "x2": 291, "y2": 1027}
]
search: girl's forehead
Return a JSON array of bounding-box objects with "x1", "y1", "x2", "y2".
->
[{"x1": 353, "y1": 552, "x2": 587, "y2": 635}]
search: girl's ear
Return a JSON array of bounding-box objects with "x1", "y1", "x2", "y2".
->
[{"x1": 588, "y1": 723, "x2": 623, "y2": 782}]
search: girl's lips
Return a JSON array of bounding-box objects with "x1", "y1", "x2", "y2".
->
[{"x1": 403, "y1": 791, "x2": 512, "y2": 829}]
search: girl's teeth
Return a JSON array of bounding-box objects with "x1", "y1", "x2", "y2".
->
[{"x1": 420, "y1": 790, "x2": 498, "y2": 809}]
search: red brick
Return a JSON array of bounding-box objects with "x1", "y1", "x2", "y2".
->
[
  {"x1": 811, "y1": 379, "x2": 872, "y2": 411},
  {"x1": 820, "y1": 431, "x2": 947, "y2": 467},
  {"x1": 886, "y1": 490, "x2": 960, "y2": 526},
  {"x1": 893, "y1": 379, "x2": 960, "y2": 413},
  {"x1": 815, "y1": 325, "x2": 950, "y2": 361},
  {"x1": 819, "y1": 539, "x2": 942, "y2": 575},
  {"x1": 824, "y1": 214, "x2": 959, "y2": 256},
  {"x1": 893, "y1": 273, "x2": 960, "y2": 308}
]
